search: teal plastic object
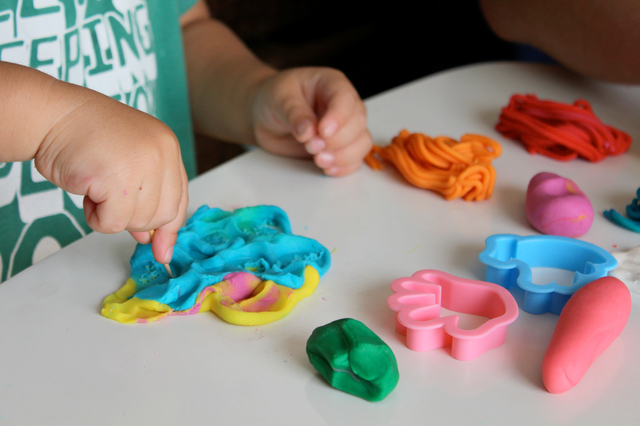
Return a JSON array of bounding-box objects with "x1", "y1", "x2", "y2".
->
[
  {"x1": 479, "y1": 234, "x2": 618, "y2": 315},
  {"x1": 306, "y1": 319, "x2": 399, "y2": 402}
]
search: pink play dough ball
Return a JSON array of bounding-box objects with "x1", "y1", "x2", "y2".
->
[
  {"x1": 525, "y1": 172, "x2": 594, "y2": 237},
  {"x1": 542, "y1": 276, "x2": 631, "y2": 394}
]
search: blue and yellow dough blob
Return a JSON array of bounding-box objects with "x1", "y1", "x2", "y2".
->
[{"x1": 102, "y1": 205, "x2": 331, "y2": 325}]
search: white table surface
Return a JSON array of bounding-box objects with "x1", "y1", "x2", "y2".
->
[{"x1": 1, "y1": 62, "x2": 640, "y2": 425}]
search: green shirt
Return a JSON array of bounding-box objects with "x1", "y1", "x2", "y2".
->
[{"x1": 0, "y1": 0, "x2": 198, "y2": 282}]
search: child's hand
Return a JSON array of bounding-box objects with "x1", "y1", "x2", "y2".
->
[
  {"x1": 250, "y1": 67, "x2": 372, "y2": 177},
  {"x1": 181, "y1": 15, "x2": 370, "y2": 176},
  {"x1": 35, "y1": 85, "x2": 188, "y2": 264}
]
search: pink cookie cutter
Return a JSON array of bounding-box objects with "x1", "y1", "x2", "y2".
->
[{"x1": 387, "y1": 270, "x2": 519, "y2": 361}]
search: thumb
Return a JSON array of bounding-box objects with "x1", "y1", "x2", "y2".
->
[
  {"x1": 278, "y1": 96, "x2": 318, "y2": 143},
  {"x1": 149, "y1": 227, "x2": 177, "y2": 265}
]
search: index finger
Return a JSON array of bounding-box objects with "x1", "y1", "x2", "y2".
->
[{"x1": 150, "y1": 162, "x2": 189, "y2": 264}]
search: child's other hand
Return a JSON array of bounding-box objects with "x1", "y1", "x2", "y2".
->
[
  {"x1": 35, "y1": 89, "x2": 188, "y2": 264},
  {"x1": 251, "y1": 67, "x2": 372, "y2": 177}
]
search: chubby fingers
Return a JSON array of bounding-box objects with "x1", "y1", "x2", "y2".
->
[
  {"x1": 282, "y1": 95, "x2": 317, "y2": 145},
  {"x1": 127, "y1": 158, "x2": 188, "y2": 264},
  {"x1": 314, "y1": 126, "x2": 373, "y2": 176},
  {"x1": 309, "y1": 75, "x2": 372, "y2": 176},
  {"x1": 313, "y1": 70, "x2": 363, "y2": 142},
  {"x1": 84, "y1": 144, "x2": 188, "y2": 264},
  {"x1": 252, "y1": 67, "x2": 372, "y2": 175},
  {"x1": 252, "y1": 69, "x2": 318, "y2": 157},
  {"x1": 149, "y1": 160, "x2": 189, "y2": 264}
]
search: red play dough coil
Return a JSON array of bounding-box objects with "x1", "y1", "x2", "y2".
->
[
  {"x1": 496, "y1": 94, "x2": 631, "y2": 162},
  {"x1": 542, "y1": 276, "x2": 631, "y2": 394}
]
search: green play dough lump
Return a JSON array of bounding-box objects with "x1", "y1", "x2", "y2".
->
[{"x1": 306, "y1": 318, "x2": 399, "y2": 401}]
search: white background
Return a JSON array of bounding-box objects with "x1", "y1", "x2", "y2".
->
[{"x1": 1, "y1": 62, "x2": 639, "y2": 425}]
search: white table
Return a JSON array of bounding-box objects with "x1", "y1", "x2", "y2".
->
[{"x1": 1, "y1": 62, "x2": 639, "y2": 425}]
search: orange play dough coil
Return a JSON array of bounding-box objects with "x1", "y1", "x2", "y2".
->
[
  {"x1": 365, "y1": 130, "x2": 501, "y2": 201},
  {"x1": 542, "y1": 276, "x2": 631, "y2": 394}
]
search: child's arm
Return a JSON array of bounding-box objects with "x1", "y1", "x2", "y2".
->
[
  {"x1": 480, "y1": 0, "x2": 640, "y2": 84},
  {"x1": 180, "y1": 1, "x2": 372, "y2": 177},
  {"x1": 0, "y1": 61, "x2": 188, "y2": 264}
]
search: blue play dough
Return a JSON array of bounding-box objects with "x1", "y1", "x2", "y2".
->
[{"x1": 129, "y1": 205, "x2": 331, "y2": 311}]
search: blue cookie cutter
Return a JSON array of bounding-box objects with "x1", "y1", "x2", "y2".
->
[{"x1": 478, "y1": 234, "x2": 618, "y2": 315}]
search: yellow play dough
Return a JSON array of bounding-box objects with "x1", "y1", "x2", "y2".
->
[{"x1": 102, "y1": 266, "x2": 319, "y2": 326}]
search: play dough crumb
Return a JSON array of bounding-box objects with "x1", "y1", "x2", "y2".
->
[
  {"x1": 306, "y1": 318, "x2": 399, "y2": 402},
  {"x1": 102, "y1": 205, "x2": 330, "y2": 325}
]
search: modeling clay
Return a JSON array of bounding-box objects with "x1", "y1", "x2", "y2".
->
[
  {"x1": 542, "y1": 276, "x2": 631, "y2": 394},
  {"x1": 306, "y1": 318, "x2": 399, "y2": 402},
  {"x1": 102, "y1": 205, "x2": 331, "y2": 325},
  {"x1": 496, "y1": 94, "x2": 631, "y2": 161},
  {"x1": 387, "y1": 270, "x2": 518, "y2": 361},
  {"x1": 604, "y1": 187, "x2": 640, "y2": 232},
  {"x1": 604, "y1": 209, "x2": 640, "y2": 232},
  {"x1": 479, "y1": 234, "x2": 618, "y2": 314},
  {"x1": 103, "y1": 266, "x2": 319, "y2": 325},
  {"x1": 611, "y1": 246, "x2": 640, "y2": 293},
  {"x1": 526, "y1": 172, "x2": 593, "y2": 237},
  {"x1": 365, "y1": 130, "x2": 501, "y2": 201}
]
